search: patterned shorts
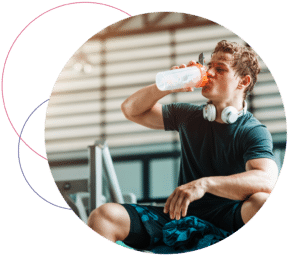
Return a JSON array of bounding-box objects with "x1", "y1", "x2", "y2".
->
[{"x1": 121, "y1": 194, "x2": 244, "y2": 250}]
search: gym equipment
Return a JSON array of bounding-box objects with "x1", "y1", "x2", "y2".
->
[
  {"x1": 88, "y1": 140, "x2": 137, "y2": 218},
  {"x1": 56, "y1": 140, "x2": 136, "y2": 223}
]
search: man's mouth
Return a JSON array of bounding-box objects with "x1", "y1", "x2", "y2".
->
[
  {"x1": 202, "y1": 80, "x2": 212, "y2": 92},
  {"x1": 204, "y1": 80, "x2": 212, "y2": 87}
]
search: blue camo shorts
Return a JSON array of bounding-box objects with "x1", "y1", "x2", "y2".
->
[{"x1": 121, "y1": 194, "x2": 244, "y2": 250}]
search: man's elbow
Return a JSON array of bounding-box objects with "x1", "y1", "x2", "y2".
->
[
  {"x1": 264, "y1": 166, "x2": 279, "y2": 193},
  {"x1": 248, "y1": 158, "x2": 279, "y2": 194},
  {"x1": 264, "y1": 183, "x2": 275, "y2": 194},
  {"x1": 266, "y1": 177, "x2": 278, "y2": 193},
  {"x1": 121, "y1": 100, "x2": 133, "y2": 119}
]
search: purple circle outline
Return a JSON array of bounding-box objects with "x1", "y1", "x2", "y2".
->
[
  {"x1": 18, "y1": 99, "x2": 71, "y2": 210},
  {"x1": 1, "y1": 2, "x2": 131, "y2": 161}
]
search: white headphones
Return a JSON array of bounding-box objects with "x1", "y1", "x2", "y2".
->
[{"x1": 203, "y1": 101, "x2": 247, "y2": 124}]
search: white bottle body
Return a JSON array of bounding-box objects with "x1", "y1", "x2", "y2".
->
[{"x1": 156, "y1": 66, "x2": 201, "y2": 91}]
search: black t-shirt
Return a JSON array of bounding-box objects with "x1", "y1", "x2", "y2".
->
[{"x1": 162, "y1": 103, "x2": 275, "y2": 196}]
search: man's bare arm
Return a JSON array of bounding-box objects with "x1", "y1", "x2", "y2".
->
[
  {"x1": 164, "y1": 158, "x2": 278, "y2": 220},
  {"x1": 203, "y1": 158, "x2": 278, "y2": 200},
  {"x1": 121, "y1": 84, "x2": 169, "y2": 130},
  {"x1": 121, "y1": 63, "x2": 196, "y2": 129}
]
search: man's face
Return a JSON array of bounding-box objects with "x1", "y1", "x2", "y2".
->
[{"x1": 202, "y1": 51, "x2": 241, "y2": 103}]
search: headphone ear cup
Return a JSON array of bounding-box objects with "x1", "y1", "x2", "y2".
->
[
  {"x1": 203, "y1": 104, "x2": 216, "y2": 122},
  {"x1": 221, "y1": 106, "x2": 238, "y2": 124}
]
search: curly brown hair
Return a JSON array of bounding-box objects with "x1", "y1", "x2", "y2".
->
[{"x1": 212, "y1": 40, "x2": 261, "y2": 99}]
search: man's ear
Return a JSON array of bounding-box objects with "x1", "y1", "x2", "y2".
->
[{"x1": 238, "y1": 75, "x2": 251, "y2": 89}]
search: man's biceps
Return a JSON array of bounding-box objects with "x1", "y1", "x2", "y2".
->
[
  {"x1": 245, "y1": 158, "x2": 276, "y2": 171},
  {"x1": 144, "y1": 115, "x2": 165, "y2": 130},
  {"x1": 139, "y1": 104, "x2": 164, "y2": 128},
  {"x1": 126, "y1": 108, "x2": 165, "y2": 130}
]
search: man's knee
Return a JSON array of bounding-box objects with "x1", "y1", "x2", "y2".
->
[
  {"x1": 88, "y1": 204, "x2": 105, "y2": 229},
  {"x1": 247, "y1": 192, "x2": 269, "y2": 211},
  {"x1": 241, "y1": 192, "x2": 270, "y2": 224},
  {"x1": 88, "y1": 203, "x2": 115, "y2": 227},
  {"x1": 87, "y1": 203, "x2": 130, "y2": 241}
]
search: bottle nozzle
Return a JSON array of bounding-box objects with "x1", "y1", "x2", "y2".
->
[{"x1": 198, "y1": 52, "x2": 204, "y2": 65}]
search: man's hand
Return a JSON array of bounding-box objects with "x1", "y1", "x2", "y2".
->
[{"x1": 163, "y1": 178, "x2": 207, "y2": 220}]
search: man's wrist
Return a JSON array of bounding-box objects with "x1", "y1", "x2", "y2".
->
[{"x1": 197, "y1": 177, "x2": 211, "y2": 193}]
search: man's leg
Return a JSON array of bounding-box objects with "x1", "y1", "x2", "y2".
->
[
  {"x1": 88, "y1": 203, "x2": 130, "y2": 242},
  {"x1": 240, "y1": 192, "x2": 270, "y2": 224}
]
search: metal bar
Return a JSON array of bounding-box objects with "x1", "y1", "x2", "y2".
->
[
  {"x1": 137, "y1": 197, "x2": 167, "y2": 203},
  {"x1": 143, "y1": 159, "x2": 150, "y2": 200},
  {"x1": 49, "y1": 151, "x2": 181, "y2": 167},
  {"x1": 91, "y1": 18, "x2": 215, "y2": 40},
  {"x1": 88, "y1": 145, "x2": 95, "y2": 212},
  {"x1": 75, "y1": 192, "x2": 90, "y2": 223},
  {"x1": 113, "y1": 150, "x2": 181, "y2": 162},
  {"x1": 149, "y1": 12, "x2": 169, "y2": 26},
  {"x1": 88, "y1": 145, "x2": 103, "y2": 212},
  {"x1": 95, "y1": 146, "x2": 103, "y2": 207},
  {"x1": 101, "y1": 142, "x2": 124, "y2": 203},
  {"x1": 45, "y1": 129, "x2": 176, "y2": 144}
]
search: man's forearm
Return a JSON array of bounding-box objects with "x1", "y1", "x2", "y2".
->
[
  {"x1": 121, "y1": 83, "x2": 170, "y2": 117},
  {"x1": 201, "y1": 169, "x2": 276, "y2": 201},
  {"x1": 164, "y1": 166, "x2": 277, "y2": 220}
]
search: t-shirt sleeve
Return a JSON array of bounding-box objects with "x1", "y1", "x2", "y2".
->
[
  {"x1": 242, "y1": 124, "x2": 275, "y2": 164},
  {"x1": 162, "y1": 103, "x2": 200, "y2": 131}
]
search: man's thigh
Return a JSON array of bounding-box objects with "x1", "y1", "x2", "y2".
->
[{"x1": 121, "y1": 204, "x2": 171, "y2": 250}]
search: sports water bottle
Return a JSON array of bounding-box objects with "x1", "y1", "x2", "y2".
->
[{"x1": 156, "y1": 63, "x2": 208, "y2": 91}]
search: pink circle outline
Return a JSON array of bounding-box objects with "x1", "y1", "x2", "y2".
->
[{"x1": 1, "y1": 2, "x2": 131, "y2": 161}]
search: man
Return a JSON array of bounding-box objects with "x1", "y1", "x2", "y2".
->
[{"x1": 87, "y1": 40, "x2": 278, "y2": 250}]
